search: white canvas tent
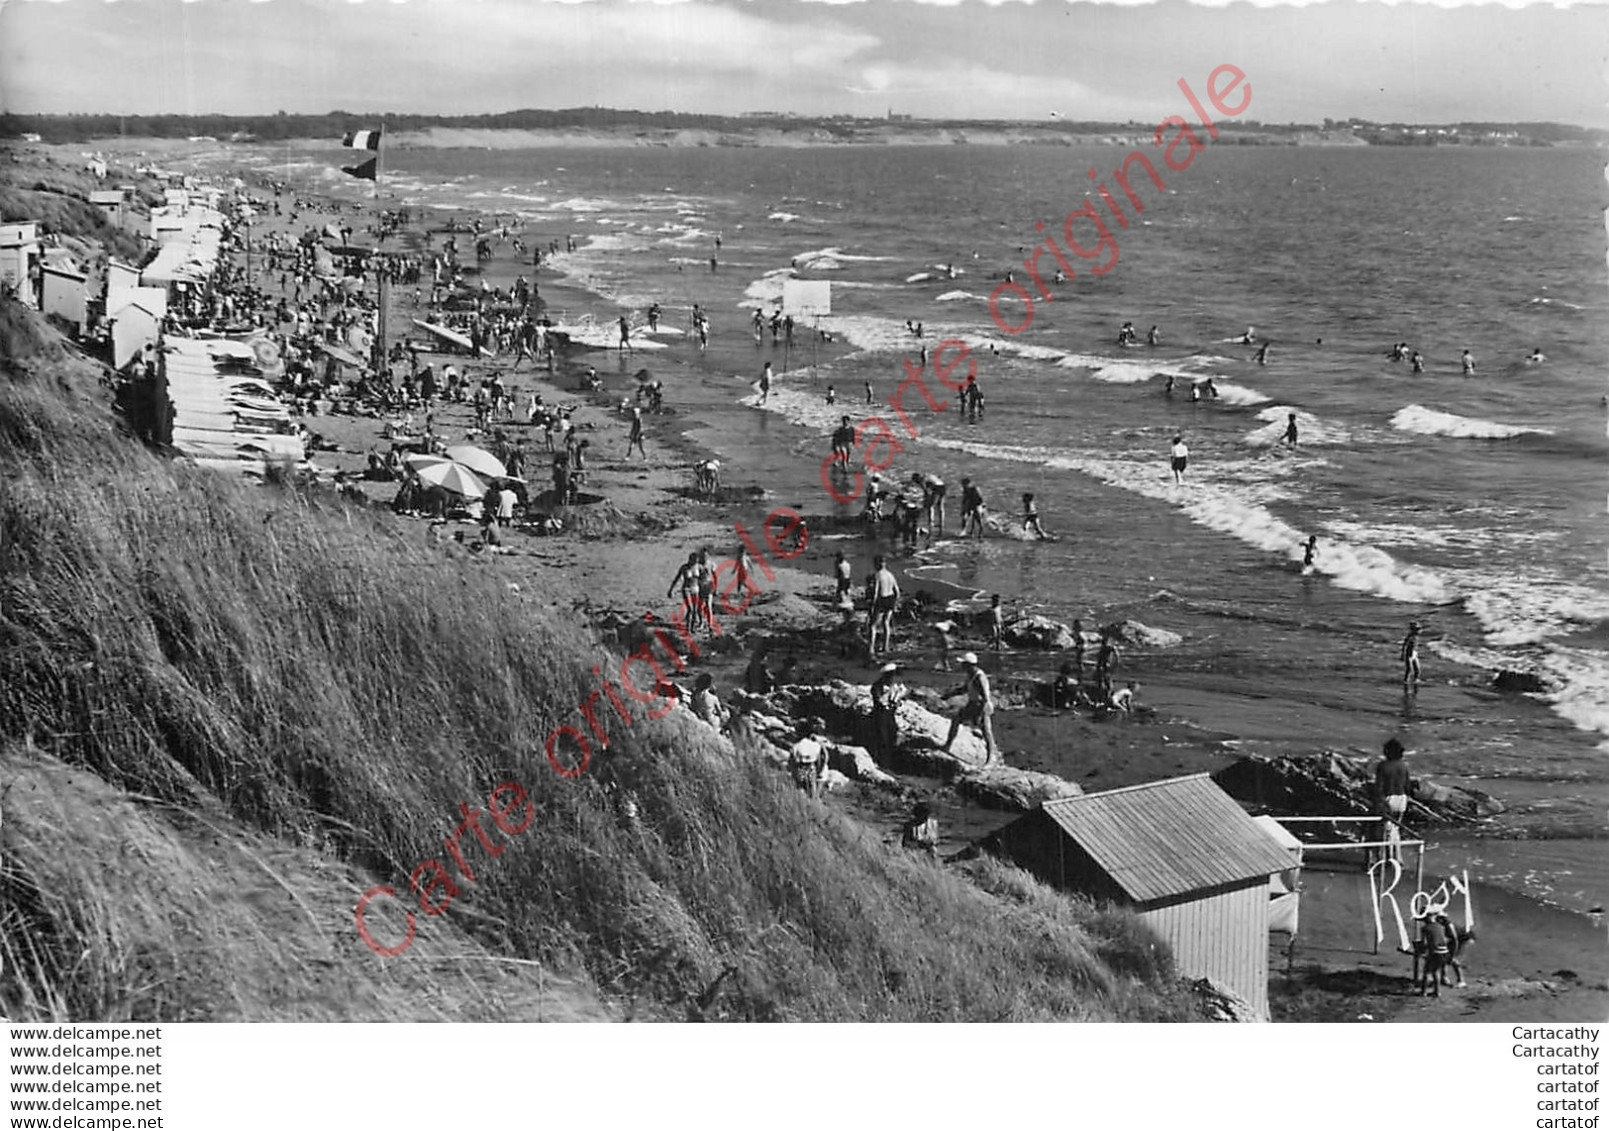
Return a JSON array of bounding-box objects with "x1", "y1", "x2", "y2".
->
[{"x1": 781, "y1": 279, "x2": 831, "y2": 318}]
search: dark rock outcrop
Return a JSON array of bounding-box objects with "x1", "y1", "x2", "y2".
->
[{"x1": 1212, "y1": 753, "x2": 1504, "y2": 826}]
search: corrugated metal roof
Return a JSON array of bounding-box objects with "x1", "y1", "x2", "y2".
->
[{"x1": 1039, "y1": 774, "x2": 1292, "y2": 903}]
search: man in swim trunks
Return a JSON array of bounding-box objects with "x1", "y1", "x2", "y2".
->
[
  {"x1": 834, "y1": 550, "x2": 853, "y2": 601},
  {"x1": 1461, "y1": 349, "x2": 1476, "y2": 377},
  {"x1": 1401, "y1": 621, "x2": 1422, "y2": 687},
  {"x1": 1170, "y1": 435, "x2": 1189, "y2": 485},
  {"x1": 867, "y1": 555, "x2": 900, "y2": 656},
  {"x1": 1374, "y1": 736, "x2": 1412, "y2": 857},
  {"x1": 830, "y1": 415, "x2": 856, "y2": 466}
]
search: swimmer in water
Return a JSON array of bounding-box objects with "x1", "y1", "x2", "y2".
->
[
  {"x1": 1255, "y1": 341, "x2": 1270, "y2": 366},
  {"x1": 1164, "y1": 375, "x2": 1176, "y2": 397},
  {"x1": 1302, "y1": 535, "x2": 1318, "y2": 572},
  {"x1": 1283, "y1": 412, "x2": 1298, "y2": 447},
  {"x1": 1462, "y1": 349, "x2": 1476, "y2": 377},
  {"x1": 1148, "y1": 325, "x2": 1161, "y2": 346},
  {"x1": 1410, "y1": 350, "x2": 1425, "y2": 374},
  {"x1": 1527, "y1": 347, "x2": 1547, "y2": 363},
  {"x1": 1239, "y1": 326, "x2": 1256, "y2": 345}
]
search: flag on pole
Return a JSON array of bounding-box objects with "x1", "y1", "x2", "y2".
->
[
  {"x1": 341, "y1": 155, "x2": 378, "y2": 181},
  {"x1": 341, "y1": 128, "x2": 382, "y2": 150}
]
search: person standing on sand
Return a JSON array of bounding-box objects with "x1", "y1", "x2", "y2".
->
[
  {"x1": 1374, "y1": 736, "x2": 1412, "y2": 857},
  {"x1": 942, "y1": 653, "x2": 998, "y2": 767},
  {"x1": 668, "y1": 552, "x2": 701, "y2": 629},
  {"x1": 1401, "y1": 621, "x2": 1422, "y2": 687},
  {"x1": 626, "y1": 407, "x2": 647, "y2": 459},
  {"x1": 618, "y1": 315, "x2": 632, "y2": 352},
  {"x1": 959, "y1": 478, "x2": 985, "y2": 539},
  {"x1": 834, "y1": 550, "x2": 853, "y2": 603},
  {"x1": 867, "y1": 555, "x2": 900, "y2": 656},
  {"x1": 870, "y1": 661, "x2": 903, "y2": 759}
]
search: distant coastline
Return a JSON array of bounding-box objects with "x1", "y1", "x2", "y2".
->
[{"x1": 4, "y1": 110, "x2": 1603, "y2": 150}]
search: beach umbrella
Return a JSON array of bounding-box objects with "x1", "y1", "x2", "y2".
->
[
  {"x1": 414, "y1": 460, "x2": 486, "y2": 499},
  {"x1": 404, "y1": 453, "x2": 453, "y2": 471},
  {"x1": 445, "y1": 444, "x2": 507, "y2": 480}
]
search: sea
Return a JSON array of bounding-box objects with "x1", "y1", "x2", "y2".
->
[{"x1": 236, "y1": 140, "x2": 1608, "y2": 923}]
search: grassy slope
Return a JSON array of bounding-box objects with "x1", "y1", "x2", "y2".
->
[{"x1": 0, "y1": 239, "x2": 1196, "y2": 1024}]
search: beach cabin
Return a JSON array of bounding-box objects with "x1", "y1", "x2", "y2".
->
[
  {"x1": 40, "y1": 262, "x2": 88, "y2": 334},
  {"x1": 109, "y1": 289, "x2": 168, "y2": 370},
  {"x1": 0, "y1": 221, "x2": 42, "y2": 308},
  {"x1": 90, "y1": 189, "x2": 127, "y2": 230},
  {"x1": 986, "y1": 774, "x2": 1292, "y2": 1019}
]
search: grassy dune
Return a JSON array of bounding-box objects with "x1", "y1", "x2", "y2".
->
[{"x1": 0, "y1": 290, "x2": 1194, "y2": 1021}]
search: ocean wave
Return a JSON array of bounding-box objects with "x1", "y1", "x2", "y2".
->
[
  {"x1": 921, "y1": 438, "x2": 1452, "y2": 605},
  {"x1": 1245, "y1": 406, "x2": 1351, "y2": 447},
  {"x1": 792, "y1": 246, "x2": 894, "y2": 271},
  {"x1": 769, "y1": 211, "x2": 801, "y2": 223},
  {"x1": 742, "y1": 267, "x2": 796, "y2": 306},
  {"x1": 1390, "y1": 404, "x2": 1551, "y2": 439},
  {"x1": 551, "y1": 196, "x2": 619, "y2": 213},
  {"x1": 935, "y1": 290, "x2": 978, "y2": 302}
]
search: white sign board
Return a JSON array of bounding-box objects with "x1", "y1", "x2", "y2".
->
[{"x1": 782, "y1": 279, "x2": 830, "y2": 318}]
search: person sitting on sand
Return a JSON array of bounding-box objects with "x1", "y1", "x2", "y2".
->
[
  {"x1": 788, "y1": 717, "x2": 829, "y2": 800},
  {"x1": 901, "y1": 801, "x2": 940, "y2": 859},
  {"x1": 691, "y1": 673, "x2": 728, "y2": 732},
  {"x1": 1052, "y1": 662, "x2": 1080, "y2": 710}
]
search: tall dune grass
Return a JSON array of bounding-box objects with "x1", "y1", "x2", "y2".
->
[{"x1": 0, "y1": 299, "x2": 1193, "y2": 1021}]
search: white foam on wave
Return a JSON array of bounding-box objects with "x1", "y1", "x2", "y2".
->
[
  {"x1": 935, "y1": 290, "x2": 978, "y2": 302},
  {"x1": 743, "y1": 267, "x2": 796, "y2": 306},
  {"x1": 1453, "y1": 569, "x2": 1609, "y2": 647},
  {"x1": 741, "y1": 384, "x2": 861, "y2": 432},
  {"x1": 906, "y1": 272, "x2": 934, "y2": 283},
  {"x1": 1211, "y1": 381, "x2": 1271, "y2": 407},
  {"x1": 1245, "y1": 406, "x2": 1351, "y2": 447},
  {"x1": 769, "y1": 211, "x2": 801, "y2": 223},
  {"x1": 922, "y1": 437, "x2": 1454, "y2": 606},
  {"x1": 1324, "y1": 519, "x2": 1560, "y2": 552},
  {"x1": 1391, "y1": 404, "x2": 1550, "y2": 439},
  {"x1": 792, "y1": 246, "x2": 894, "y2": 271},
  {"x1": 551, "y1": 196, "x2": 619, "y2": 213}
]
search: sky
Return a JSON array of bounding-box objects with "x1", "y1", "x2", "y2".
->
[{"x1": 1, "y1": 0, "x2": 1605, "y2": 126}]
